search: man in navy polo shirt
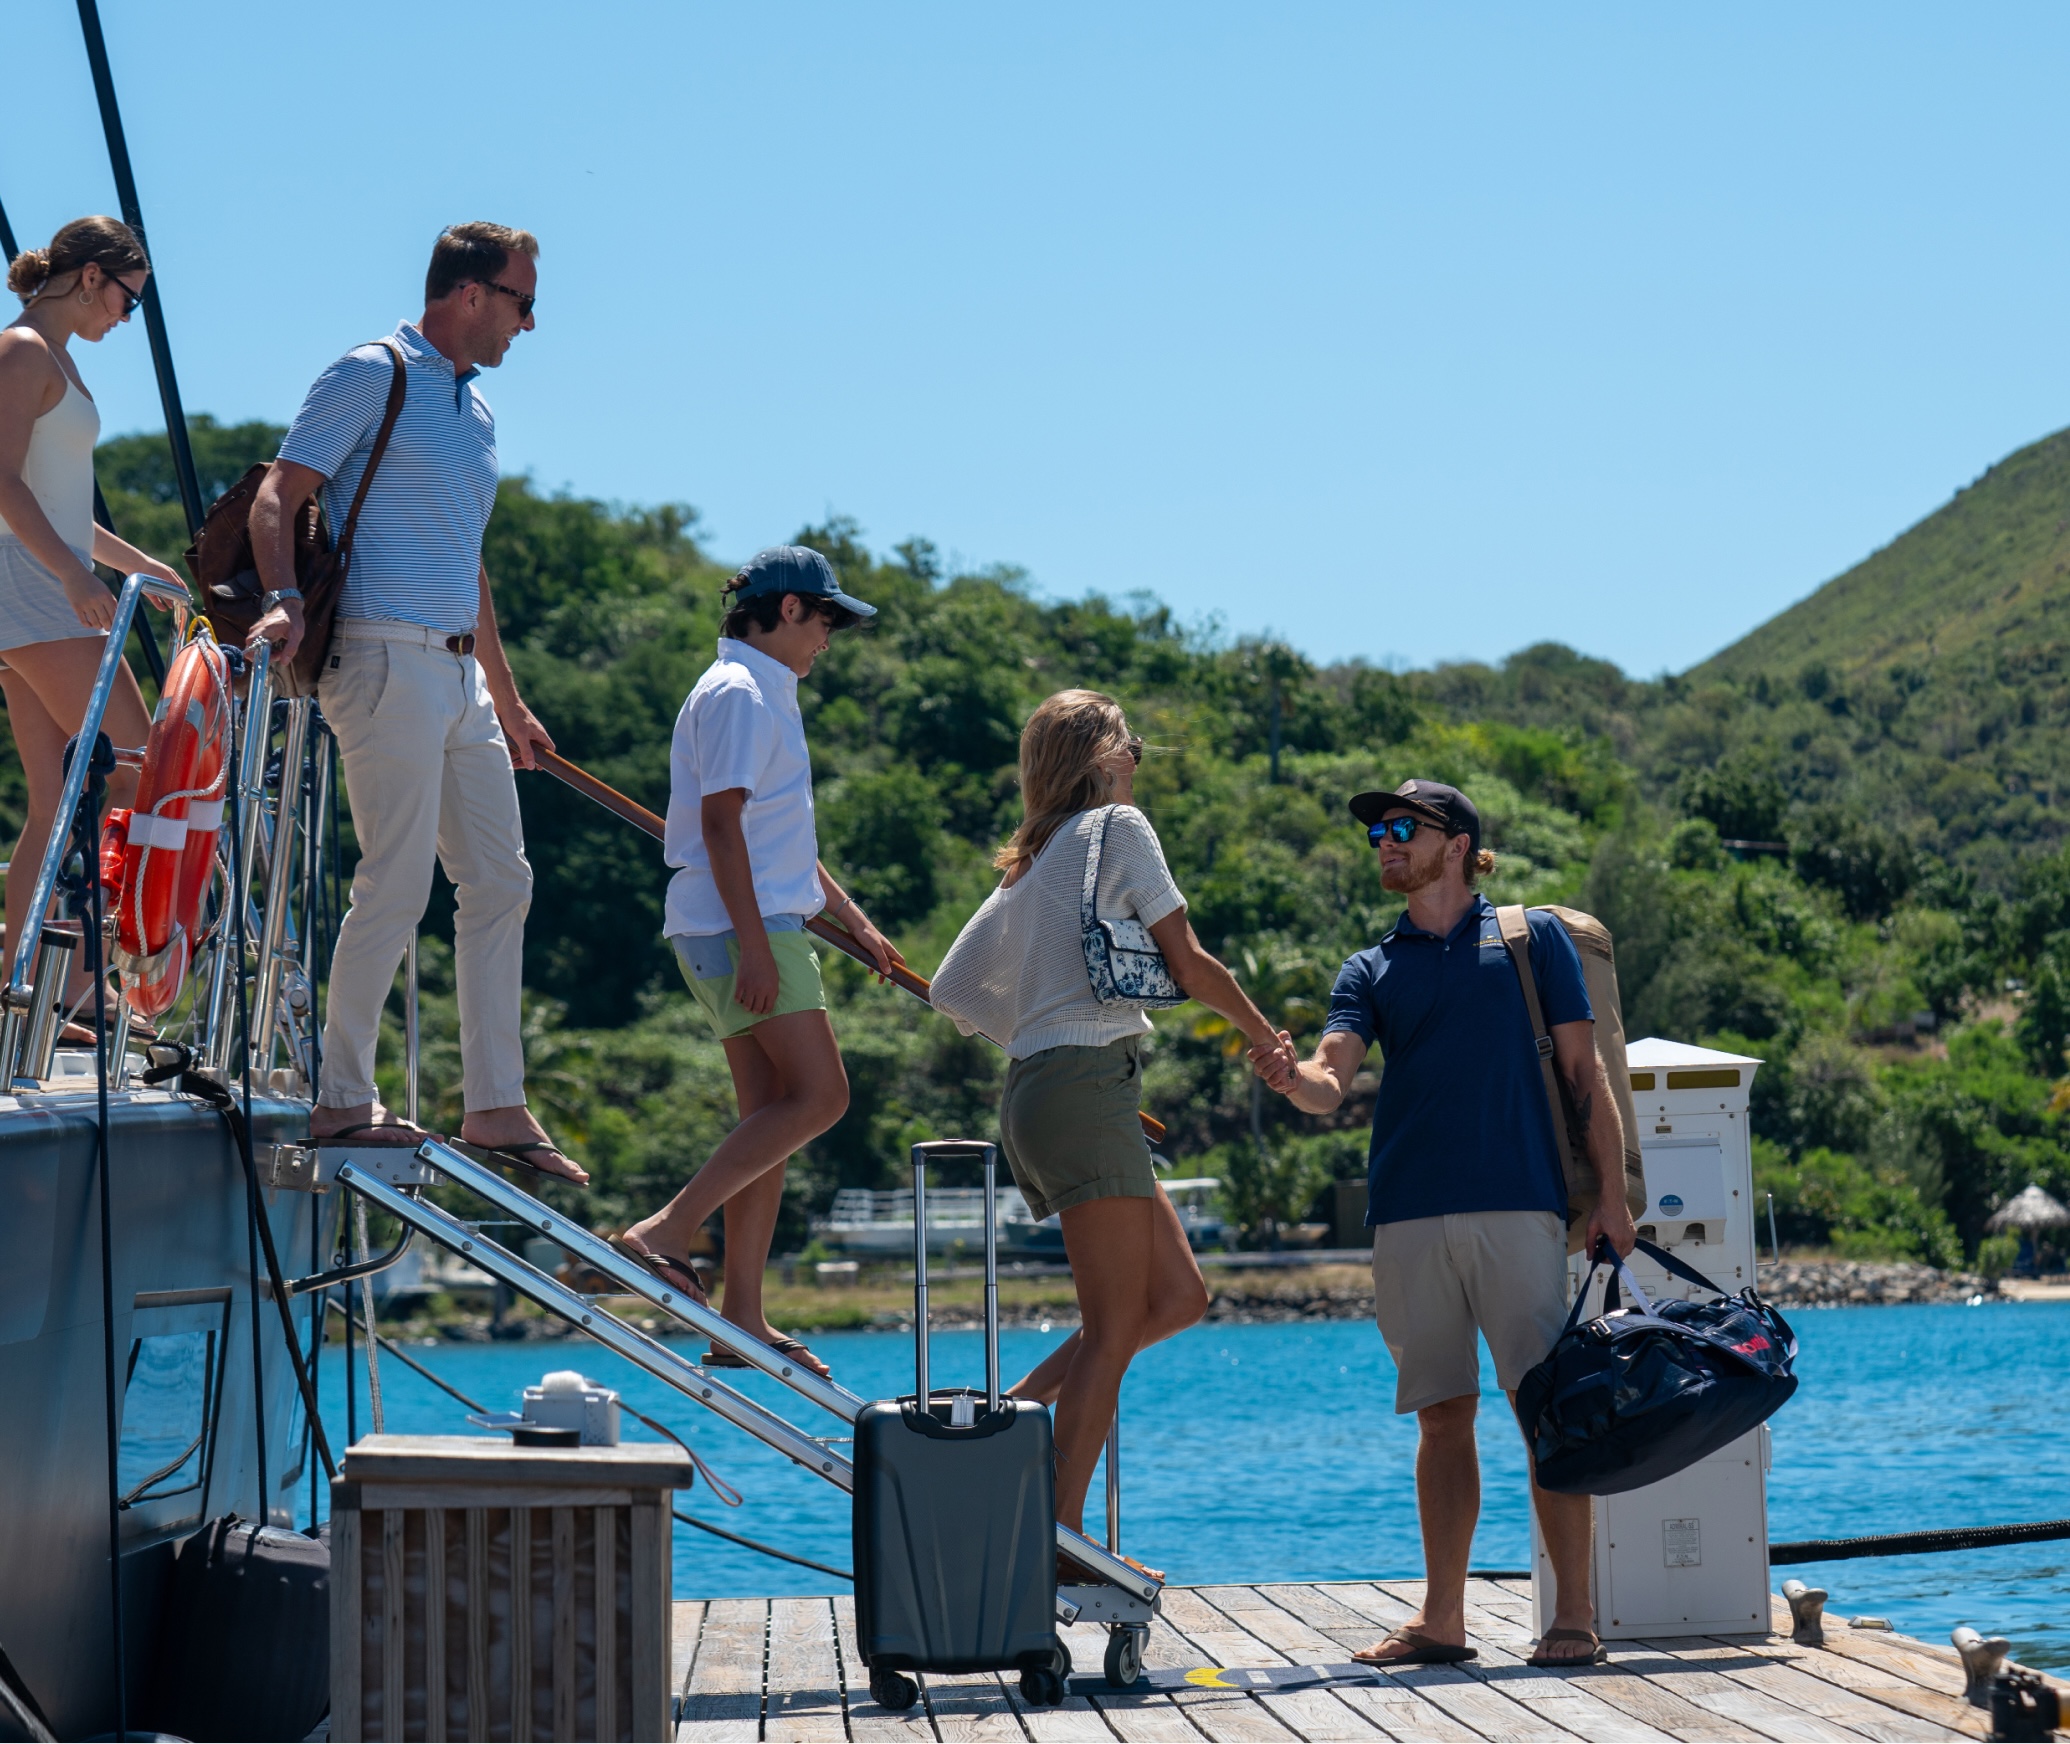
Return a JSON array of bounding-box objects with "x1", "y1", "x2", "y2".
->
[{"x1": 1268, "y1": 778, "x2": 1634, "y2": 1670}]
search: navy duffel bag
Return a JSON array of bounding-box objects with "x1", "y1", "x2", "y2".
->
[{"x1": 1514, "y1": 1237, "x2": 1799, "y2": 1496}]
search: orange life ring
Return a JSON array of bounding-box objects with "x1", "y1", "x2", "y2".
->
[{"x1": 114, "y1": 628, "x2": 230, "y2": 1018}]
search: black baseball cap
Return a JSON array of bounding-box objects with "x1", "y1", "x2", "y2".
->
[
  {"x1": 726, "y1": 545, "x2": 877, "y2": 620},
  {"x1": 1348, "y1": 778, "x2": 1481, "y2": 853}
]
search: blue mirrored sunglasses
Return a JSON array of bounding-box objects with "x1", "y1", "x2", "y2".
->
[{"x1": 1368, "y1": 816, "x2": 1430, "y2": 845}]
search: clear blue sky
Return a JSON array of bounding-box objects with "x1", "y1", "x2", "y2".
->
[{"x1": 9, "y1": 3, "x2": 2070, "y2": 676}]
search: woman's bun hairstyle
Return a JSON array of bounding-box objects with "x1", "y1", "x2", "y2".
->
[
  {"x1": 6, "y1": 248, "x2": 51, "y2": 296},
  {"x1": 9, "y1": 216, "x2": 147, "y2": 304}
]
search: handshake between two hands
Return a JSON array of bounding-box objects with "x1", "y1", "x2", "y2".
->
[{"x1": 1245, "y1": 1029, "x2": 1301, "y2": 1097}]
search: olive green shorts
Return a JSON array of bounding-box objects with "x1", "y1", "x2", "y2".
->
[
  {"x1": 672, "y1": 928, "x2": 828, "y2": 1042},
  {"x1": 999, "y1": 1034, "x2": 1158, "y2": 1222}
]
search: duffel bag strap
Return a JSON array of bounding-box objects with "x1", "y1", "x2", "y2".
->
[{"x1": 1631, "y1": 1235, "x2": 1730, "y2": 1298}]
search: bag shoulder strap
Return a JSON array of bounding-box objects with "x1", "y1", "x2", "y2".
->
[
  {"x1": 1631, "y1": 1235, "x2": 1730, "y2": 1297},
  {"x1": 334, "y1": 340, "x2": 408, "y2": 570},
  {"x1": 1498, "y1": 904, "x2": 1576, "y2": 1178},
  {"x1": 1080, "y1": 805, "x2": 1114, "y2": 926}
]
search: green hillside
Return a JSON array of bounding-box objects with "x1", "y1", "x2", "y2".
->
[
  {"x1": 1701, "y1": 427, "x2": 2070, "y2": 682},
  {"x1": 6, "y1": 414, "x2": 2066, "y2": 1277}
]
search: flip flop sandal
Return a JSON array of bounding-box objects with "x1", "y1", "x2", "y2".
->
[
  {"x1": 608, "y1": 1234, "x2": 710, "y2": 1305},
  {"x1": 463, "y1": 1140, "x2": 589, "y2": 1187},
  {"x1": 314, "y1": 1120, "x2": 437, "y2": 1149},
  {"x1": 1352, "y1": 1628, "x2": 1478, "y2": 1667},
  {"x1": 698, "y1": 1346, "x2": 751, "y2": 1368},
  {"x1": 1059, "y1": 1550, "x2": 1166, "y2": 1587},
  {"x1": 1527, "y1": 1628, "x2": 1607, "y2": 1668},
  {"x1": 768, "y1": 1335, "x2": 830, "y2": 1377}
]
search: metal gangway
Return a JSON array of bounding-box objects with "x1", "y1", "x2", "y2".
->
[{"x1": 326, "y1": 1131, "x2": 1163, "y2": 1643}]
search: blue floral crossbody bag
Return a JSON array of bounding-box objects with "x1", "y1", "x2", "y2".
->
[{"x1": 1079, "y1": 806, "x2": 1187, "y2": 1007}]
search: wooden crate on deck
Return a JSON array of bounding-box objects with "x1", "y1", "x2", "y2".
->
[{"x1": 330, "y1": 1435, "x2": 694, "y2": 1742}]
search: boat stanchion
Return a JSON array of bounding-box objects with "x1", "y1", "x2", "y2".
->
[
  {"x1": 1780, "y1": 1578, "x2": 1826, "y2": 1646},
  {"x1": 1954, "y1": 1624, "x2": 2013, "y2": 1707}
]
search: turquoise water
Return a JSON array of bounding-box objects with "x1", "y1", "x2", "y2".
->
[{"x1": 304, "y1": 1302, "x2": 2070, "y2": 1674}]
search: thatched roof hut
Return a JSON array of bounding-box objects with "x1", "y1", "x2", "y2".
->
[{"x1": 1985, "y1": 1183, "x2": 2070, "y2": 1233}]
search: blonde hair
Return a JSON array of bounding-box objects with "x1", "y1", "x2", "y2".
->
[
  {"x1": 7, "y1": 215, "x2": 147, "y2": 302},
  {"x1": 994, "y1": 689, "x2": 1132, "y2": 875}
]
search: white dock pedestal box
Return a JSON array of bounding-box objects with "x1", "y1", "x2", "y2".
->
[{"x1": 1532, "y1": 1037, "x2": 1772, "y2": 1641}]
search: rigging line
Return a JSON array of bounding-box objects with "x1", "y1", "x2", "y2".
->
[
  {"x1": 72, "y1": 730, "x2": 127, "y2": 1744},
  {"x1": 317, "y1": 1306, "x2": 847, "y2": 1584},
  {"x1": 225, "y1": 685, "x2": 268, "y2": 1507},
  {"x1": 0, "y1": 189, "x2": 17, "y2": 259},
  {"x1": 672, "y1": 1510, "x2": 852, "y2": 1584},
  {"x1": 1769, "y1": 1518, "x2": 2070, "y2": 1565},
  {"x1": 75, "y1": 0, "x2": 205, "y2": 536}
]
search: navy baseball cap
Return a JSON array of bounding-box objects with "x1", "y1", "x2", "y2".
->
[
  {"x1": 1348, "y1": 778, "x2": 1481, "y2": 852},
  {"x1": 726, "y1": 545, "x2": 877, "y2": 620}
]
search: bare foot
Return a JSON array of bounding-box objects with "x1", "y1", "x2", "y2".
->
[
  {"x1": 460, "y1": 1103, "x2": 588, "y2": 1186},
  {"x1": 312, "y1": 1101, "x2": 435, "y2": 1146}
]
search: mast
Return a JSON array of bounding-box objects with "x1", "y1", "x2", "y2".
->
[{"x1": 75, "y1": 0, "x2": 206, "y2": 539}]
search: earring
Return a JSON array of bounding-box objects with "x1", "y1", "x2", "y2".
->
[{"x1": 77, "y1": 287, "x2": 94, "y2": 306}]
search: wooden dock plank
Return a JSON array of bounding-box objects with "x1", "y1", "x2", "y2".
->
[
  {"x1": 1689, "y1": 1640, "x2": 1957, "y2": 1744},
  {"x1": 831, "y1": 1593, "x2": 942, "y2": 1742},
  {"x1": 998, "y1": 1664, "x2": 1122, "y2": 1743},
  {"x1": 764, "y1": 1597, "x2": 848, "y2": 1742},
  {"x1": 1067, "y1": 1614, "x2": 1202, "y2": 1742},
  {"x1": 924, "y1": 1670, "x2": 1034, "y2": 1740},
  {"x1": 677, "y1": 1598, "x2": 765, "y2": 1742},
  {"x1": 1140, "y1": 1598, "x2": 1301, "y2": 1742},
  {"x1": 1629, "y1": 1639, "x2": 1878, "y2": 1742},
  {"x1": 1754, "y1": 1636, "x2": 1983, "y2": 1740},
  {"x1": 669, "y1": 1601, "x2": 705, "y2": 1740}
]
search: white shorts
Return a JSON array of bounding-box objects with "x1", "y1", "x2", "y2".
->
[{"x1": 1371, "y1": 1210, "x2": 1568, "y2": 1414}]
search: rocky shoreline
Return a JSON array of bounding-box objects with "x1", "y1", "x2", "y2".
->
[{"x1": 374, "y1": 1256, "x2": 2010, "y2": 1343}]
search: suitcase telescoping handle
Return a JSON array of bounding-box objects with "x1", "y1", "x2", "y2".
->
[{"x1": 909, "y1": 1140, "x2": 1002, "y2": 1416}]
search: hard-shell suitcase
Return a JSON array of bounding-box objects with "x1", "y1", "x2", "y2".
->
[
  {"x1": 853, "y1": 1141, "x2": 1064, "y2": 1710},
  {"x1": 146, "y1": 1514, "x2": 331, "y2": 1741}
]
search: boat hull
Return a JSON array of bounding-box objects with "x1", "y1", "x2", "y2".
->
[{"x1": 0, "y1": 1085, "x2": 317, "y2": 1739}]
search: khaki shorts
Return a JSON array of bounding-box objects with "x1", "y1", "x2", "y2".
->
[
  {"x1": 673, "y1": 928, "x2": 828, "y2": 1041},
  {"x1": 999, "y1": 1035, "x2": 1158, "y2": 1222},
  {"x1": 1371, "y1": 1210, "x2": 1568, "y2": 1414}
]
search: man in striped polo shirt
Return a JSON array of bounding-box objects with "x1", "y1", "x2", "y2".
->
[{"x1": 249, "y1": 222, "x2": 584, "y2": 1182}]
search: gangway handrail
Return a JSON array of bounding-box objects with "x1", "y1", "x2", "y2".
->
[
  {"x1": 416, "y1": 1137, "x2": 863, "y2": 1420},
  {"x1": 394, "y1": 1137, "x2": 1161, "y2": 1604},
  {"x1": 0, "y1": 571, "x2": 191, "y2": 1077},
  {"x1": 335, "y1": 1162, "x2": 853, "y2": 1486}
]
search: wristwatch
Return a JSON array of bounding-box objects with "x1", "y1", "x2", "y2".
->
[{"x1": 260, "y1": 587, "x2": 304, "y2": 612}]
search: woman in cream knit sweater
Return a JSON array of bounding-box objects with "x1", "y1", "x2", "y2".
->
[{"x1": 932, "y1": 689, "x2": 1290, "y2": 1562}]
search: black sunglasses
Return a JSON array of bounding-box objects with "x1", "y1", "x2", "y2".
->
[
  {"x1": 105, "y1": 276, "x2": 143, "y2": 317},
  {"x1": 1127, "y1": 735, "x2": 1144, "y2": 766},
  {"x1": 479, "y1": 279, "x2": 536, "y2": 319},
  {"x1": 1368, "y1": 816, "x2": 1433, "y2": 845}
]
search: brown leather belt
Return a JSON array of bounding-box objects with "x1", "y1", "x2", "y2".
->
[{"x1": 444, "y1": 633, "x2": 476, "y2": 656}]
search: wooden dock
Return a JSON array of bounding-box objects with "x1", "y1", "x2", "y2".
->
[{"x1": 669, "y1": 1579, "x2": 2043, "y2": 1742}]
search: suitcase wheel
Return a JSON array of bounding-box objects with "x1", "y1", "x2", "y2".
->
[
  {"x1": 1105, "y1": 1624, "x2": 1146, "y2": 1688},
  {"x1": 1020, "y1": 1664, "x2": 1067, "y2": 1707},
  {"x1": 869, "y1": 1666, "x2": 919, "y2": 1711}
]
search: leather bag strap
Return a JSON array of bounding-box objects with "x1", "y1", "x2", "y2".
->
[
  {"x1": 334, "y1": 339, "x2": 408, "y2": 571},
  {"x1": 1497, "y1": 903, "x2": 1577, "y2": 1184}
]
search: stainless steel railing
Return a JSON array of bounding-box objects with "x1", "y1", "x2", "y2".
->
[{"x1": 0, "y1": 572, "x2": 190, "y2": 1084}]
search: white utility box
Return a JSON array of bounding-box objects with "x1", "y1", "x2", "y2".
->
[{"x1": 1531, "y1": 1037, "x2": 1772, "y2": 1640}]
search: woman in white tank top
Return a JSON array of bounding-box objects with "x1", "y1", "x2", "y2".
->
[{"x1": 0, "y1": 216, "x2": 187, "y2": 1007}]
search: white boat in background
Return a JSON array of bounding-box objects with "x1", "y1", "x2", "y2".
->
[{"x1": 813, "y1": 1176, "x2": 1227, "y2": 1257}]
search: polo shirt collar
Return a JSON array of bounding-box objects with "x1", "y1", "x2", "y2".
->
[
  {"x1": 393, "y1": 320, "x2": 480, "y2": 405},
  {"x1": 718, "y1": 635, "x2": 800, "y2": 705},
  {"x1": 1384, "y1": 892, "x2": 1494, "y2": 946}
]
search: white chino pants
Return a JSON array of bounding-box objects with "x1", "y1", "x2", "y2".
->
[{"x1": 316, "y1": 621, "x2": 533, "y2": 1113}]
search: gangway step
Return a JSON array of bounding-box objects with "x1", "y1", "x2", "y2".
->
[{"x1": 330, "y1": 1140, "x2": 1161, "y2": 1609}]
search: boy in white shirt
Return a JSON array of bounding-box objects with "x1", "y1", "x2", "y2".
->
[{"x1": 616, "y1": 547, "x2": 899, "y2": 1377}]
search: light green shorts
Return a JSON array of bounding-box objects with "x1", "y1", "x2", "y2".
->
[
  {"x1": 672, "y1": 928, "x2": 828, "y2": 1041},
  {"x1": 999, "y1": 1034, "x2": 1158, "y2": 1222}
]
